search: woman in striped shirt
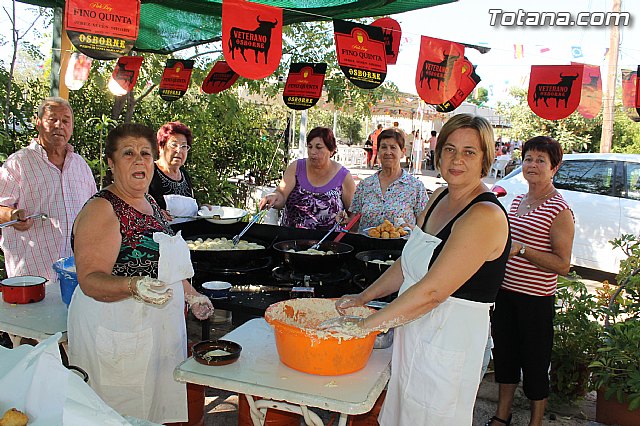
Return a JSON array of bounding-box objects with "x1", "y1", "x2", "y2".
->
[{"x1": 487, "y1": 136, "x2": 575, "y2": 426}]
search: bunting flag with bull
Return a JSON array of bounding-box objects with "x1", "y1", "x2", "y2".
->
[
  {"x1": 370, "y1": 17, "x2": 402, "y2": 65},
  {"x1": 283, "y1": 63, "x2": 327, "y2": 110},
  {"x1": 107, "y1": 56, "x2": 143, "y2": 96},
  {"x1": 621, "y1": 69, "x2": 639, "y2": 122},
  {"x1": 527, "y1": 64, "x2": 584, "y2": 120},
  {"x1": 571, "y1": 62, "x2": 602, "y2": 120},
  {"x1": 159, "y1": 59, "x2": 194, "y2": 102},
  {"x1": 414, "y1": 36, "x2": 465, "y2": 105},
  {"x1": 64, "y1": 0, "x2": 140, "y2": 60},
  {"x1": 436, "y1": 57, "x2": 481, "y2": 113},
  {"x1": 222, "y1": 0, "x2": 282, "y2": 80},
  {"x1": 64, "y1": 52, "x2": 93, "y2": 91},
  {"x1": 637, "y1": 65, "x2": 640, "y2": 117},
  {"x1": 201, "y1": 61, "x2": 240, "y2": 94},
  {"x1": 333, "y1": 19, "x2": 387, "y2": 90}
]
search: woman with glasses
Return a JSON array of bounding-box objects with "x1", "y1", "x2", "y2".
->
[{"x1": 149, "y1": 121, "x2": 202, "y2": 220}]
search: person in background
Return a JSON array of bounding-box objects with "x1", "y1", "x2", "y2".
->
[
  {"x1": 487, "y1": 136, "x2": 574, "y2": 426},
  {"x1": 259, "y1": 127, "x2": 355, "y2": 230},
  {"x1": 371, "y1": 123, "x2": 383, "y2": 168},
  {"x1": 0, "y1": 97, "x2": 97, "y2": 282},
  {"x1": 148, "y1": 121, "x2": 207, "y2": 221},
  {"x1": 68, "y1": 123, "x2": 213, "y2": 424},
  {"x1": 327, "y1": 114, "x2": 510, "y2": 425},
  {"x1": 428, "y1": 130, "x2": 438, "y2": 171},
  {"x1": 411, "y1": 130, "x2": 423, "y2": 174},
  {"x1": 497, "y1": 146, "x2": 511, "y2": 162},
  {"x1": 364, "y1": 134, "x2": 374, "y2": 169},
  {"x1": 344, "y1": 128, "x2": 427, "y2": 231}
]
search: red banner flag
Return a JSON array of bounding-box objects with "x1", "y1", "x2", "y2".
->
[
  {"x1": 283, "y1": 63, "x2": 327, "y2": 110},
  {"x1": 415, "y1": 36, "x2": 465, "y2": 105},
  {"x1": 371, "y1": 17, "x2": 401, "y2": 65},
  {"x1": 621, "y1": 69, "x2": 639, "y2": 122},
  {"x1": 222, "y1": 0, "x2": 282, "y2": 80},
  {"x1": 636, "y1": 65, "x2": 640, "y2": 116},
  {"x1": 334, "y1": 19, "x2": 387, "y2": 90},
  {"x1": 159, "y1": 59, "x2": 194, "y2": 102},
  {"x1": 571, "y1": 62, "x2": 602, "y2": 119},
  {"x1": 436, "y1": 57, "x2": 481, "y2": 112},
  {"x1": 621, "y1": 69, "x2": 637, "y2": 108},
  {"x1": 64, "y1": 52, "x2": 92, "y2": 91},
  {"x1": 202, "y1": 61, "x2": 239, "y2": 94},
  {"x1": 107, "y1": 56, "x2": 143, "y2": 96},
  {"x1": 527, "y1": 64, "x2": 583, "y2": 120},
  {"x1": 64, "y1": 0, "x2": 140, "y2": 60}
]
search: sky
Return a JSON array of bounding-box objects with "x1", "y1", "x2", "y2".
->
[
  {"x1": 1, "y1": 0, "x2": 638, "y2": 106},
  {"x1": 388, "y1": 0, "x2": 639, "y2": 104}
]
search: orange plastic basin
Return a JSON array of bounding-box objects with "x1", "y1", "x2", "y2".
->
[{"x1": 264, "y1": 298, "x2": 378, "y2": 376}]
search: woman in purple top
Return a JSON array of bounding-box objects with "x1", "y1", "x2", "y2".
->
[{"x1": 259, "y1": 127, "x2": 356, "y2": 230}]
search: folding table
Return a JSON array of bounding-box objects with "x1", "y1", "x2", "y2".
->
[{"x1": 174, "y1": 318, "x2": 392, "y2": 426}]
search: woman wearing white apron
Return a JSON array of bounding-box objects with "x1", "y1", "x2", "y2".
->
[
  {"x1": 330, "y1": 114, "x2": 510, "y2": 425},
  {"x1": 68, "y1": 123, "x2": 213, "y2": 424}
]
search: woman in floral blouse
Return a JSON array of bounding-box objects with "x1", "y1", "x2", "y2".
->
[{"x1": 347, "y1": 128, "x2": 428, "y2": 231}]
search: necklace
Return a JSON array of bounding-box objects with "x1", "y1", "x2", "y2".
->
[{"x1": 525, "y1": 189, "x2": 556, "y2": 209}]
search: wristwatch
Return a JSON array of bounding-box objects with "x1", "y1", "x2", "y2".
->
[{"x1": 519, "y1": 244, "x2": 526, "y2": 256}]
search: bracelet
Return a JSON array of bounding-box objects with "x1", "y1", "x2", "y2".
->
[{"x1": 127, "y1": 276, "x2": 141, "y2": 301}]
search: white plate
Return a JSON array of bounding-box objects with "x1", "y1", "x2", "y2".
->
[
  {"x1": 361, "y1": 226, "x2": 411, "y2": 240},
  {"x1": 198, "y1": 207, "x2": 248, "y2": 224}
]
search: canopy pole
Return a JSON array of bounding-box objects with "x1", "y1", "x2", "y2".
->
[
  {"x1": 298, "y1": 109, "x2": 308, "y2": 160},
  {"x1": 50, "y1": 7, "x2": 70, "y2": 100}
]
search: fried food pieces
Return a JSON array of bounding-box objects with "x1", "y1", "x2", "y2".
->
[
  {"x1": 0, "y1": 408, "x2": 28, "y2": 426},
  {"x1": 367, "y1": 219, "x2": 409, "y2": 239}
]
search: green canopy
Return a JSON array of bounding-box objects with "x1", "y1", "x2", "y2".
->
[{"x1": 18, "y1": 0, "x2": 456, "y2": 54}]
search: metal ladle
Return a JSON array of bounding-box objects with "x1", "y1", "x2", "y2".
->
[
  {"x1": 0, "y1": 213, "x2": 49, "y2": 229},
  {"x1": 309, "y1": 221, "x2": 342, "y2": 250}
]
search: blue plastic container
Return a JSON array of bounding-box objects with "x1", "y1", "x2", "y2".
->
[{"x1": 52, "y1": 256, "x2": 78, "y2": 307}]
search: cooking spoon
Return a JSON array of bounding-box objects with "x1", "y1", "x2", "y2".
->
[
  {"x1": 309, "y1": 221, "x2": 342, "y2": 250},
  {"x1": 0, "y1": 213, "x2": 49, "y2": 229},
  {"x1": 232, "y1": 209, "x2": 267, "y2": 246}
]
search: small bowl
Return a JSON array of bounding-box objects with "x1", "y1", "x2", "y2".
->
[
  {"x1": 201, "y1": 281, "x2": 232, "y2": 299},
  {"x1": 193, "y1": 340, "x2": 242, "y2": 366}
]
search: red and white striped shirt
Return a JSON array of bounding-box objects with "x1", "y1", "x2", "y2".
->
[
  {"x1": 0, "y1": 140, "x2": 97, "y2": 282},
  {"x1": 502, "y1": 193, "x2": 572, "y2": 296}
]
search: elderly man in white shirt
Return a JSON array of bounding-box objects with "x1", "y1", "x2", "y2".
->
[{"x1": 0, "y1": 97, "x2": 97, "y2": 282}]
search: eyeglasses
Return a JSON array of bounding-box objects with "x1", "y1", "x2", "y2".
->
[{"x1": 166, "y1": 141, "x2": 191, "y2": 151}]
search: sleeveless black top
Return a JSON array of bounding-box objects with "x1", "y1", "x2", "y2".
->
[{"x1": 422, "y1": 189, "x2": 511, "y2": 303}]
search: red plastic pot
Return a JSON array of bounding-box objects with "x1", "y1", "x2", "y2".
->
[{"x1": 1, "y1": 276, "x2": 47, "y2": 304}]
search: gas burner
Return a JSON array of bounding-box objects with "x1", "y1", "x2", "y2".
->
[{"x1": 272, "y1": 266, "x2": 351, "y2": 286}]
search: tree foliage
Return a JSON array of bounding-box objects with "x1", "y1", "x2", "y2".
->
[{"x1": 497, "y1": 87, "x2": 640, "y2": 154}]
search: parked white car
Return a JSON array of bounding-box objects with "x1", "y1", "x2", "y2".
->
[{"x1": 491, "y1": 153, "x2": 640, "y2": 274}]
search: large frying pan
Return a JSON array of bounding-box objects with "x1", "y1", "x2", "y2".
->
[
  {"x1": 272, "y1": 239, "x2": 354, "y2": 274},
  {"x1": 186, "y1": 234, "x2": 271, "y2": 264},
  {"x1": 356, "y1": 250, "x2": 402, "y2": 284}
]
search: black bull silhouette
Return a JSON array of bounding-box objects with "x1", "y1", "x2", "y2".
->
[
  {"x1": 533, "y1": 73, "x2": 580, "y2": 108},
  {"x1": 228, "y1": 16, "x2": 278, "y2": 64},
  {"x1": 206, "y1": 70, "x2": 236, "y2": 87},
  {"x1": 419, "y1": 53, "x2": 460, "y2": 91},
  {"x1": 114, "y1": 62, "x2": 135, "y2": 85}
]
